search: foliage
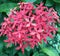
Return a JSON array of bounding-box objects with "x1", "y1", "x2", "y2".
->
[{"x1": 0, "y1": 0, "x2": 60, "y2": 56}]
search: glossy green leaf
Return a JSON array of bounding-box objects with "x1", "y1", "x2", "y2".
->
[
  {"x1": 53, "y1": 0, "x2": 60, "y2": 3},
  {"x1": 42, "y1": 47, "x2": 59, "y2": 56},
  {"x1": 45, "y1": 0, "x2": 54, "y2": 6},
  {"x1": 24, "y1": 0, "x2": 36, "y2": 2},
  {"x1": 0, "y1": 3, "x2": 17, "y2": 13}
]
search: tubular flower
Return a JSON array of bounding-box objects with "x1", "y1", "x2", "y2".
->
[{"x1": 0, "y1": 2, "x2": 60, "y2": 53}]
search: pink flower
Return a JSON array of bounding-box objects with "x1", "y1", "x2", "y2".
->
[
  {"x1": 0, "y1": 2, "x2": 59, "y2": 53},
  {"x1": 25, "y1": 17, "x2": 36, "y2": 27},
  {"x1": 30, "y1": 27, "x2": 44, "y2": 40}
]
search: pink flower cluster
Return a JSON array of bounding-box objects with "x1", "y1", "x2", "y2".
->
[{"x1": 0, "y1": 2, "x2": 59, "y2": 53}]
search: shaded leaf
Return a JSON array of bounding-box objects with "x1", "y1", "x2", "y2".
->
[
  {"x1": 0, "y1": 53, "x2": 8, "y2": 56},
  {"x1": 53, "y1": 0, "x2": 60, "y2": 3},
  {"x1": 45, "y1": 0, "x2": 54, "y2": 6},
  {"x1": 34, "y1": 0, "x2": 43, "y2": 4},
  {"x1": 18, "y1": 52, "x2": 26, "y2": 56},
  {"x1": 0, "y1": 42, "x2": 3, "y2": 52},
  {"x1": 55, "y1": 3, "x2": 60, "y2": 16}
]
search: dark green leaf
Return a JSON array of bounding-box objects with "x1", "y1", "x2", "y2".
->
[
  {"x1": 0, "y1": 13, "x2": 4, "y2": 23},
  {"x1": 55, "y1": 3, "x2": 60, "y2": 16},
  {"x1": 45, "y1": 0, "x2": 54, "y2": 6},
  {"x1": 0, "y1": 53, "x2": 8, "y2": 56},
  {"x1": 4, "y1": 47, "x2": 17, "y2": 56},
  {"x1": 0, "y1": 12, "x2": 8, "y2": 23},
  {"x1": 53, "y1": 0, "x2": 60, "y2": 3},
  {"x1": 0, "y1": 42, "x2": 3, "y2": 52},
  {"x1": 18, "y1": 52, "x2": 26, "y2": 56},
  {"x1": 18, "y1": 52, "x2": 23, "y2": 56},
  {"x1": 34, "y1": 0, "x2": 43, "y2": 4}
]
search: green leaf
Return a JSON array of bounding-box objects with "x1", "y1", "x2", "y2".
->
[
  {"x1": 57, "y1": 34, "x2": 60, "y2": 40},
  {"x1": 0, "y1": 42, "x2": 3, "y2": 52},
  {"x1": 53, "y1": 0, "x2": 60, "y2": 3},
  {"x1": 5, "y1": 47, "x2": 17, "y2": 56},
  {"x1": 55, "y1": 43, "x2": 60, "y2": 53},
  {"x1": 34, "y1": 0, "x2": 43, "y2": 4},
  {"x1": 38, "y1": 40, "x2": 46, "y2": 48},
  {"x1": 0, "y1": 3, "x2": 17, "y2": 14},
  {"x1": 55, "y1": 3, "x2": 60, "y2": 16},
  {"x1": 24, "y1": 0, "x2": 36, "y2": 3},
  {"x1": 25, "y1": 46, "x2": 31, "y2": 52},
  {"x1": 18, "y1": 52, "x2": 23, "y2": 56},
  {"x1": 7, "y1": 43, "x2": 13, "y2": 48},
  {"x1": 0, "y1": 12, "x2": 8, "y2": 24},
  {"x1": 18, "y1": 52, "x2": 26, "y2": 56},
  {"x1": 0, "y1": 13, "x2": 4, "y2": 23},
  {"x1": 0, "y1": 0, "x2": 8, "y2": 4},
  {"x1": 57, "y1": 28, "x2": 60, "y2": 33},
  {"x1": 42, "y1": 47, "x2": 59, "y2": 56},
  {"x1": 33, "y1": 52, "x2": 40, "y2": 56},
  {"x1": 0, "y1": 53, "x2": 8, "y2": 56},
  {"x1": 45, "y1": 0, "x2": 54, "y2": 6},
  {"x1": 39, "y1": 53, "x2": 47, "y2": 56}
]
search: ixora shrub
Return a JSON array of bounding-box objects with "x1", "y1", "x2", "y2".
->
[{"x1": 0, "y1": 2, "x2": 60, "y2": 53}]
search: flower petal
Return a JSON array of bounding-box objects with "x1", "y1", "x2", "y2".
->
[
  {"x1": 25, "y1": 18, "x2": 29, "y2": 22},
  {"x1": 32, "y1": 23, "x2": 37, "y2": 26},
  {"x1": 26, "y1": 23, "x2": 30, "y2": 27},
  {"x1": 30, "y1": 32, "x2": 36, "y2": 35},
  {"x1": 36, "y1": 33, "x2": 40, "y2": 40}
]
